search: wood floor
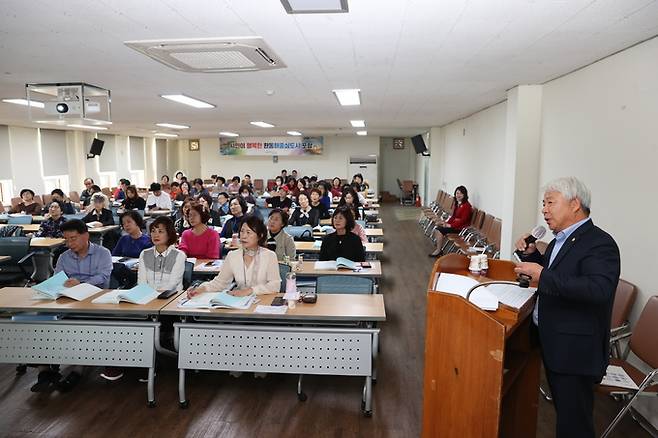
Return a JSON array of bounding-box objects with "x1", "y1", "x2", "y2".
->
[{"x1": 0, "y1": 205, "x2": 650, "y2": 437}]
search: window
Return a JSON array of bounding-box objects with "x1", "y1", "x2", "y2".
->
[
  {"x1": 98, "y1": 172, "x2": 116, "y2": 189},
  {"x1": 0, "y1": 179, "x2": 14, "y2": 207},
  {"x1": 129, "y1": 170, "x2": 145, "y2": 188},
  {"x1": 43, "y1": 175, "x2": 70, "y2": 195}
]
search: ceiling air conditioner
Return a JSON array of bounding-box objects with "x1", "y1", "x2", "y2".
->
[{"x1": 124, "y1": 37, "x2": 286, "y2": 73}]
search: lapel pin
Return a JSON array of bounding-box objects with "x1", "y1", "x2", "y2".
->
[{"x1": 571, "y1": 237, "x2": 576, "y2": 242}]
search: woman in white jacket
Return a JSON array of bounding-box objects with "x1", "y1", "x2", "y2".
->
[{"x1": 187, "y1": 214, "x2": 280, "y2": 297}]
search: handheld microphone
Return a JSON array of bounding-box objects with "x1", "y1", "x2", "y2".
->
[{"x1": 514, "y1": 225, "x2": 546, "y2": 258}]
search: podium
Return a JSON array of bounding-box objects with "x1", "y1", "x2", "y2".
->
[{"x1": 422, "y1": 254, "x2": 541, "y2": 438}]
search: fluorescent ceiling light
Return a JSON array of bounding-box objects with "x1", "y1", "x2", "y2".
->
[
  {"x1": 67, "y1": 124, "x2": 108, "y2": 131},
  {"x1": 154, "y1": 132, "x2": 178, "y2": 138},
  {"x1": 250, "y1": 121, "x2": 275, "y2": 128},
  {"x1": 2, "y1": 98, "x2": 45, "y2": 108},
  {"x1": 156, "y1": 123, "x2": 190, "y2": 129},
  {"x1": 356, "y1": 130, "x2": 367, "y2": 136},
  {"x1": 287, "y1": 131, "x2": 302, "y2": 136},
  {"x1": 332, "y1": 89, "x2": 361, "y2": 106},
  {"x1": 281, "y1": 0, "x2": 348, "y2": 14},
  {"x1": 350, "y1": 120, "x2": 365, "y2": 128},
  {"x1": 219, "y1": 131, "x2": 239, "y2": 137},
  {"x1": 160, "y1": 94, "x2": 215, "y2": 109}
]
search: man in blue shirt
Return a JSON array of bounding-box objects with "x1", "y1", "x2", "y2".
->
[
  {"x1": 30, "y1": 219, "x2": 113, "y2": 393},
  {"x1": 56, "y1": 219, "x2": 113, "y2": 288},
  {"x1": 515, "y1": 177, "x2": 620, "y2": 438}
]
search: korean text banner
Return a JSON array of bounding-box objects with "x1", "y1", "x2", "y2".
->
[{"x1": 220, "y1": 136, "x2": 323, "y2": 156}]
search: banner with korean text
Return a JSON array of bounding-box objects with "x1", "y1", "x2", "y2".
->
[{"x1": 219, "y1": 136, "x2": 323, "y2": 156}]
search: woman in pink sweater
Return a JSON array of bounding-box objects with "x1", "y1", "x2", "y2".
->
[{"x1": 178, "y1": 203, "x2": 221, "y2": 259}]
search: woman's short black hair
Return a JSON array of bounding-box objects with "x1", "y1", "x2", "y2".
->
[
  {"x1": 120, "y1": 210, "x2": 144, "y2": 229},
  {"x1": 125, "y1": 185, "x2": 138, "y2": 198},
  {"x1": 241, "y1": 215, "x2": 268, "y2": 247},
  {"x1": 188, "y1": 202, "x2": 210, "y2": 224},
  {"x1": 297, "y1": 192, "x2": 309, "y2": 203},
  {"x1": 91, "y1": 185, "x2": 101, "y2": 193},
  {"x1": 339, "y1": 187, "x2": 362, "y2": 209},
  {"x1": 149, "y1": 216, "x2": 178, "y2": 246},
  {"x1": 61, "y1": 219, "x2": 88, "y2": 234},
  {"x1": 198, "y1": 192, "x2": 214, "y2": 207},
  {"x1": 180, "y1": 181, "x2": 190, "y2": 191},
  {"x1": 161, "y1": 174, "x2": 170, "y2": 182},
  {"x1": 268, "y1": 208, "x2": 289, "y2": 227},
  {"x1": 216, "y1": 176, "x2": 226, "y2": 184},
  {"x1": 193, "y1": 178, "x2": 204, "y2": 186},
  {"x1": 171, "y1": 181, "x2": 180, "y2": 188},
  {"x1": 175, "y1": 171, "x2": 184, "y2": 179},
  {"x1": 48, "y1": 200, "x2": 63, "y2": 210},
  {"x1": 231, "y1": 196, "x2": 248, "y2": 214},
  {"x1": 332, "y1": 177, "x2": 341, "y2": 186},
  {"x1": 332, "y1": 205, "x2": 355, "y2": 232},
  {"x1": 310, "y1": 188, "x2": 322, "y2": 198},
  {"x1": 51, "y1": 188, "x2": 65, "y2": 197},
  {"x1": 239, "y1": 184, "x2": 253, "y2": 194},
  {"x1": 231, "y1": 176, "x2": 240, "y2": 183},
  {"x1": 19, "y1": 188, "x2": 35, "y2": 198},
  {"x1": 454, "y1": 185, "x2": 469, "y2": 203}
]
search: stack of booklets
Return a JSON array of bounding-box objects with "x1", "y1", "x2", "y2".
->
[
  {"x1": 91, "y1": 284, "x2": 160, "y2": 305},
  {"x1": 314, "y1": 257, "x2": 361, "y2": 271},
  {"x1": 195, "y1": 260, "x2": 223, "y2": 271},
  {"x1": 433, "y1": 273, "x2": 536, "y2": 311},
  {"x1": 32, "y1": 271, "x2": 101, "y2": 301},
  {"x1": 111, "y1": 256, "x2": 139, "y2": 269}
]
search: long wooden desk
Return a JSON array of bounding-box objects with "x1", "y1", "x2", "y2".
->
[
  {"x1": 0, "y1": 215, "x2": 46, "y2": 224},
  {"x1": 313, "y1": 228, "x2": 383, "y2": 238},
  {"x1": 295, "y1": 241, "x2": 383, "y2": 255},
  {"x1": 0, "y1": 287, "x2": 184, "y2": 406},
  {"x1": 319, "y1": 218, "x2": 383, "y2": 227},
  {"x1": 88, "y1": 224, "x2": 120, "y2": 246},
  {"x1": 0, "y1": 223, "x2": 41, "y2": 233},
  {"x1": 161, "y1": 293, "x2": 385, "y2": 414},
  {"x1": 29, "y1": 237, "x2": 65, "y2": 249}
]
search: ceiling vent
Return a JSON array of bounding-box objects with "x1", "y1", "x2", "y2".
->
[{"x1": 124, "y1": 37, "x2": 286, "y2": 73}]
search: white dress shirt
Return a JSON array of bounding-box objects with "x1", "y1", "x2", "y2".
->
[
  {"x1": 146, "y1": 192, "x2": 173, "y2": 212},
  {"x1": 199, "y1": 247, "x2": 281, "y2": 295}
]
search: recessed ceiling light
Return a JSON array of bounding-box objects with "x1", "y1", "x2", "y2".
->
[
  {"x1": 356, "y1": 130, "x2": 367, "y2": 136},
  {"x1": 67, "y1": 124, "x2": 108, "y2": 131},
  {"x1": 2, "y1": 98, "x2": 45, "y2": 108},
  {"x1": 350, "y1": 120, "x2": 365, "y2": 128},
  {"x1": 287, "y1": 131, "x2": 302, "y2": 136},
  {"x1": 153, "y1": 132, "x2": 178, "y2": 138},
  {"x1": 332, "y1": 89, "x2": 361, "y2": 106},
  {"x1": 250, "y1": 121, "x2": 275, "y2": 128},
  {"x1": 160, "y1": 94, "x2": 215, "y2": 109},
  {"x1": 156, "y1": 123, "x2": 190, "y2": 129},
  {"x1": 219, "y1": 131, "x2": 239, "y2": 137},
  {"x1": 281, "y1": 0, "x2": 348, "y2": 14}
]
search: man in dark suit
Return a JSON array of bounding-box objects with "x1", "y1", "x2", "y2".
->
[{"x1": 514, "y1": 177, "x2": 620, "y2": 438}]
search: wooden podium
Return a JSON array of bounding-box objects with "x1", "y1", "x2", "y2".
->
[{"x1": 422, "y1": 254, "x2": 541, "y2": 438}]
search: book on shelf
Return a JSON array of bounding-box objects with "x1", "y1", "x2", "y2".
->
[
  {"x1": 32, "y1": 271, "x2": 101, "y2": 301},
  {"x1": 91, "y1": 284, "x2": 160, "y2": 305}
]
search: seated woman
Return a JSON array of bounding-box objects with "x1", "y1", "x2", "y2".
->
[
  {"x1": 239, "y1": 185, "x2": 256, "y2": 205},
  {"x1": 214, "y1": 176, "x2": 228, "y2": 193},
  {"x1": 319, "y1": 206, "x2": 365, "y2": 262},
  {"x1": 179, "y1": 203, "x2": 221, "y2": 259},
  {"x1": 160, "y1": 175, "x2": 171, "y2": 192},
  {"x1": 226, "y1": 176, "x2": 241, "y2": 194},
  {"x1": 36, "y1": 201, "x2": 68, "y2": 238},
  {"x1": 43, "y1": 189, "x2": 75, "y2": 215},
  {"x1": 267, "y1": 186, "x2": 292, "y2": 212},
  {"x1": 120, "y1": 185, "x2": 146, "y2": 212},
  {"x1": 273, "y1": 176, "x2": 285, "y2": 193},
  {"x1": 309, "y1": 188, "x2": 330, "y2": 220},
  {"x1": 187, "y1": 215, "x2": 280, "y2": 297},
  {"x1": 292, "y1": 179, "x2": 306, "y2": 200},
  {"x1": 190, "y1": 178, "x2": 209, "y2": 199},
  {"x1": 338, "y1": 187, "x2": 364, "y2": 220},
  {"x1": 317, "y1": 182, "x2": 331, "y2": 211},
  {"x1": 12, "y1": 188, "x2": 42, "y2": 215},
  {"x1": 176, "y1": 181, "x2": 191, "y2": 202},
  {"x1": 430, "y1": 185, "x2": 473, "y2": 257},
  {"x1": 220, "y1": 197, "x2": 248, "y2": 239},
  {"x1": 138, "y1": 216, "x2": 186, "y2": 291},
  {"x1": 266, "y1": 208, "x2": 296, "y2": 261},
  {"x1": 111, "y1": 211, "x2": 152, "y2": 289},
  {"x1": 169, "y1": 181, "x2": 181, "y2": 200},
  {"x1": 289, "y1": 192, "x2": 319, "y2": 227},
  {"x1": 82, "y1": 193, "x2": 114, "y2": 226},
  {"x1": 330, "y1": 177, "x2": 343, "y2": 198},
  {"x1": 174, "y1": 197, "x2": 194, "y2": 235},
  {"x1": 113, "y1": 211, "x2": 152, "y2": 258},
  {"x1": 197, "y1": 193, "x2": 222, "y2": 227}
]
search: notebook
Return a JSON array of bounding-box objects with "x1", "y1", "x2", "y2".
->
[
  {"x1": 92, "y1": 284, "x2": 160, "y2": 305},
  {"x1": 196, "y1": 259, "x2": 223, "y2": 271},
  {"x1": 32, "y1": 271, "x2": 101, "y2": 301},
  {"x1": 314, "y1": 257, "x2": 361, "y2": 271},
  {"x1": 179, "y1": 291, "x2": 256, "y2": 310},
  {"x1": 433, "y1": 273, "x2": 499, "y2": 311}
]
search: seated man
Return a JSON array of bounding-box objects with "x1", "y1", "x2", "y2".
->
[
  {"x1": 30, "y1": 219, "x2": 113, "y2": 393},
  {"x1": 145, "y1": 182, "x2": 173, "y2": 212}
]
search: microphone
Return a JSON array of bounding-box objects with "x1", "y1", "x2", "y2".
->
[{"x1": 514, "y1": 225, "x2": 546, "y2": 258}]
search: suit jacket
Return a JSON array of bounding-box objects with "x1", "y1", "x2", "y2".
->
[{"x1": 522, "y1": 219, "x2": 620, "y2": 378}]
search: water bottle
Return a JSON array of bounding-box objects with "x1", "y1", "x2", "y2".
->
[{"x1": 286, "y1": 272, "x2": 297, "y2": 295}]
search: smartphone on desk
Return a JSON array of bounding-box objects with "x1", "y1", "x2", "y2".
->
[
  {"x1": 361, "y1": 262, "x2": 372, "y2": 268},
  {"x1": 271, "y1": 296, "x2": 285, "y2": 306},
  {"x1": 157, "y1": 289, "x2": 178, "y2": 299}
]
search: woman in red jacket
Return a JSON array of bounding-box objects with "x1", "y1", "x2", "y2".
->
[{"x1": 429, "y1": 186, "x2": 473, "y2": 257}]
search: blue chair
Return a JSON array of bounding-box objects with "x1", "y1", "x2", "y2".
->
[
  {"x1": 183, "y1": 260, "x2": 194, "y2": 289},
  {"x1": 355, "y1": 220, "x2": 366, "y2": 229},
  {"x1": 257, "y1": 207, "x2": 272, "y2": 220},
  {"x1": 7, "y1": 215, "x2": 32, "y2": 225},
  {"x1": 256, "y1": 197, "x2": 267, "y2": 208},
  {"x1": 278, "y1": 263, "x2": 291, "y2": 293},
  {"x1": 316, "y1": 275, "x2": 374, "y2": 294},
  {"x1": 0, "y1": 237, "x2": 35, "y2": 286}
]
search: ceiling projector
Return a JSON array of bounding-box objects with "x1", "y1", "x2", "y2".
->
[{"x1": 44, "y1": 100, "x2": 100, "y2": 115}]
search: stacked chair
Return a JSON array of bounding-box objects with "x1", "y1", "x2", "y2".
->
[{"x1": 419, "y1": 189, "x2": 503, "y2": 259}]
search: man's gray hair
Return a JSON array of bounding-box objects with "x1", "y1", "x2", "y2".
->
[{"x1": 543, "y1": 177, "x2": 591, "y2": 215}]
